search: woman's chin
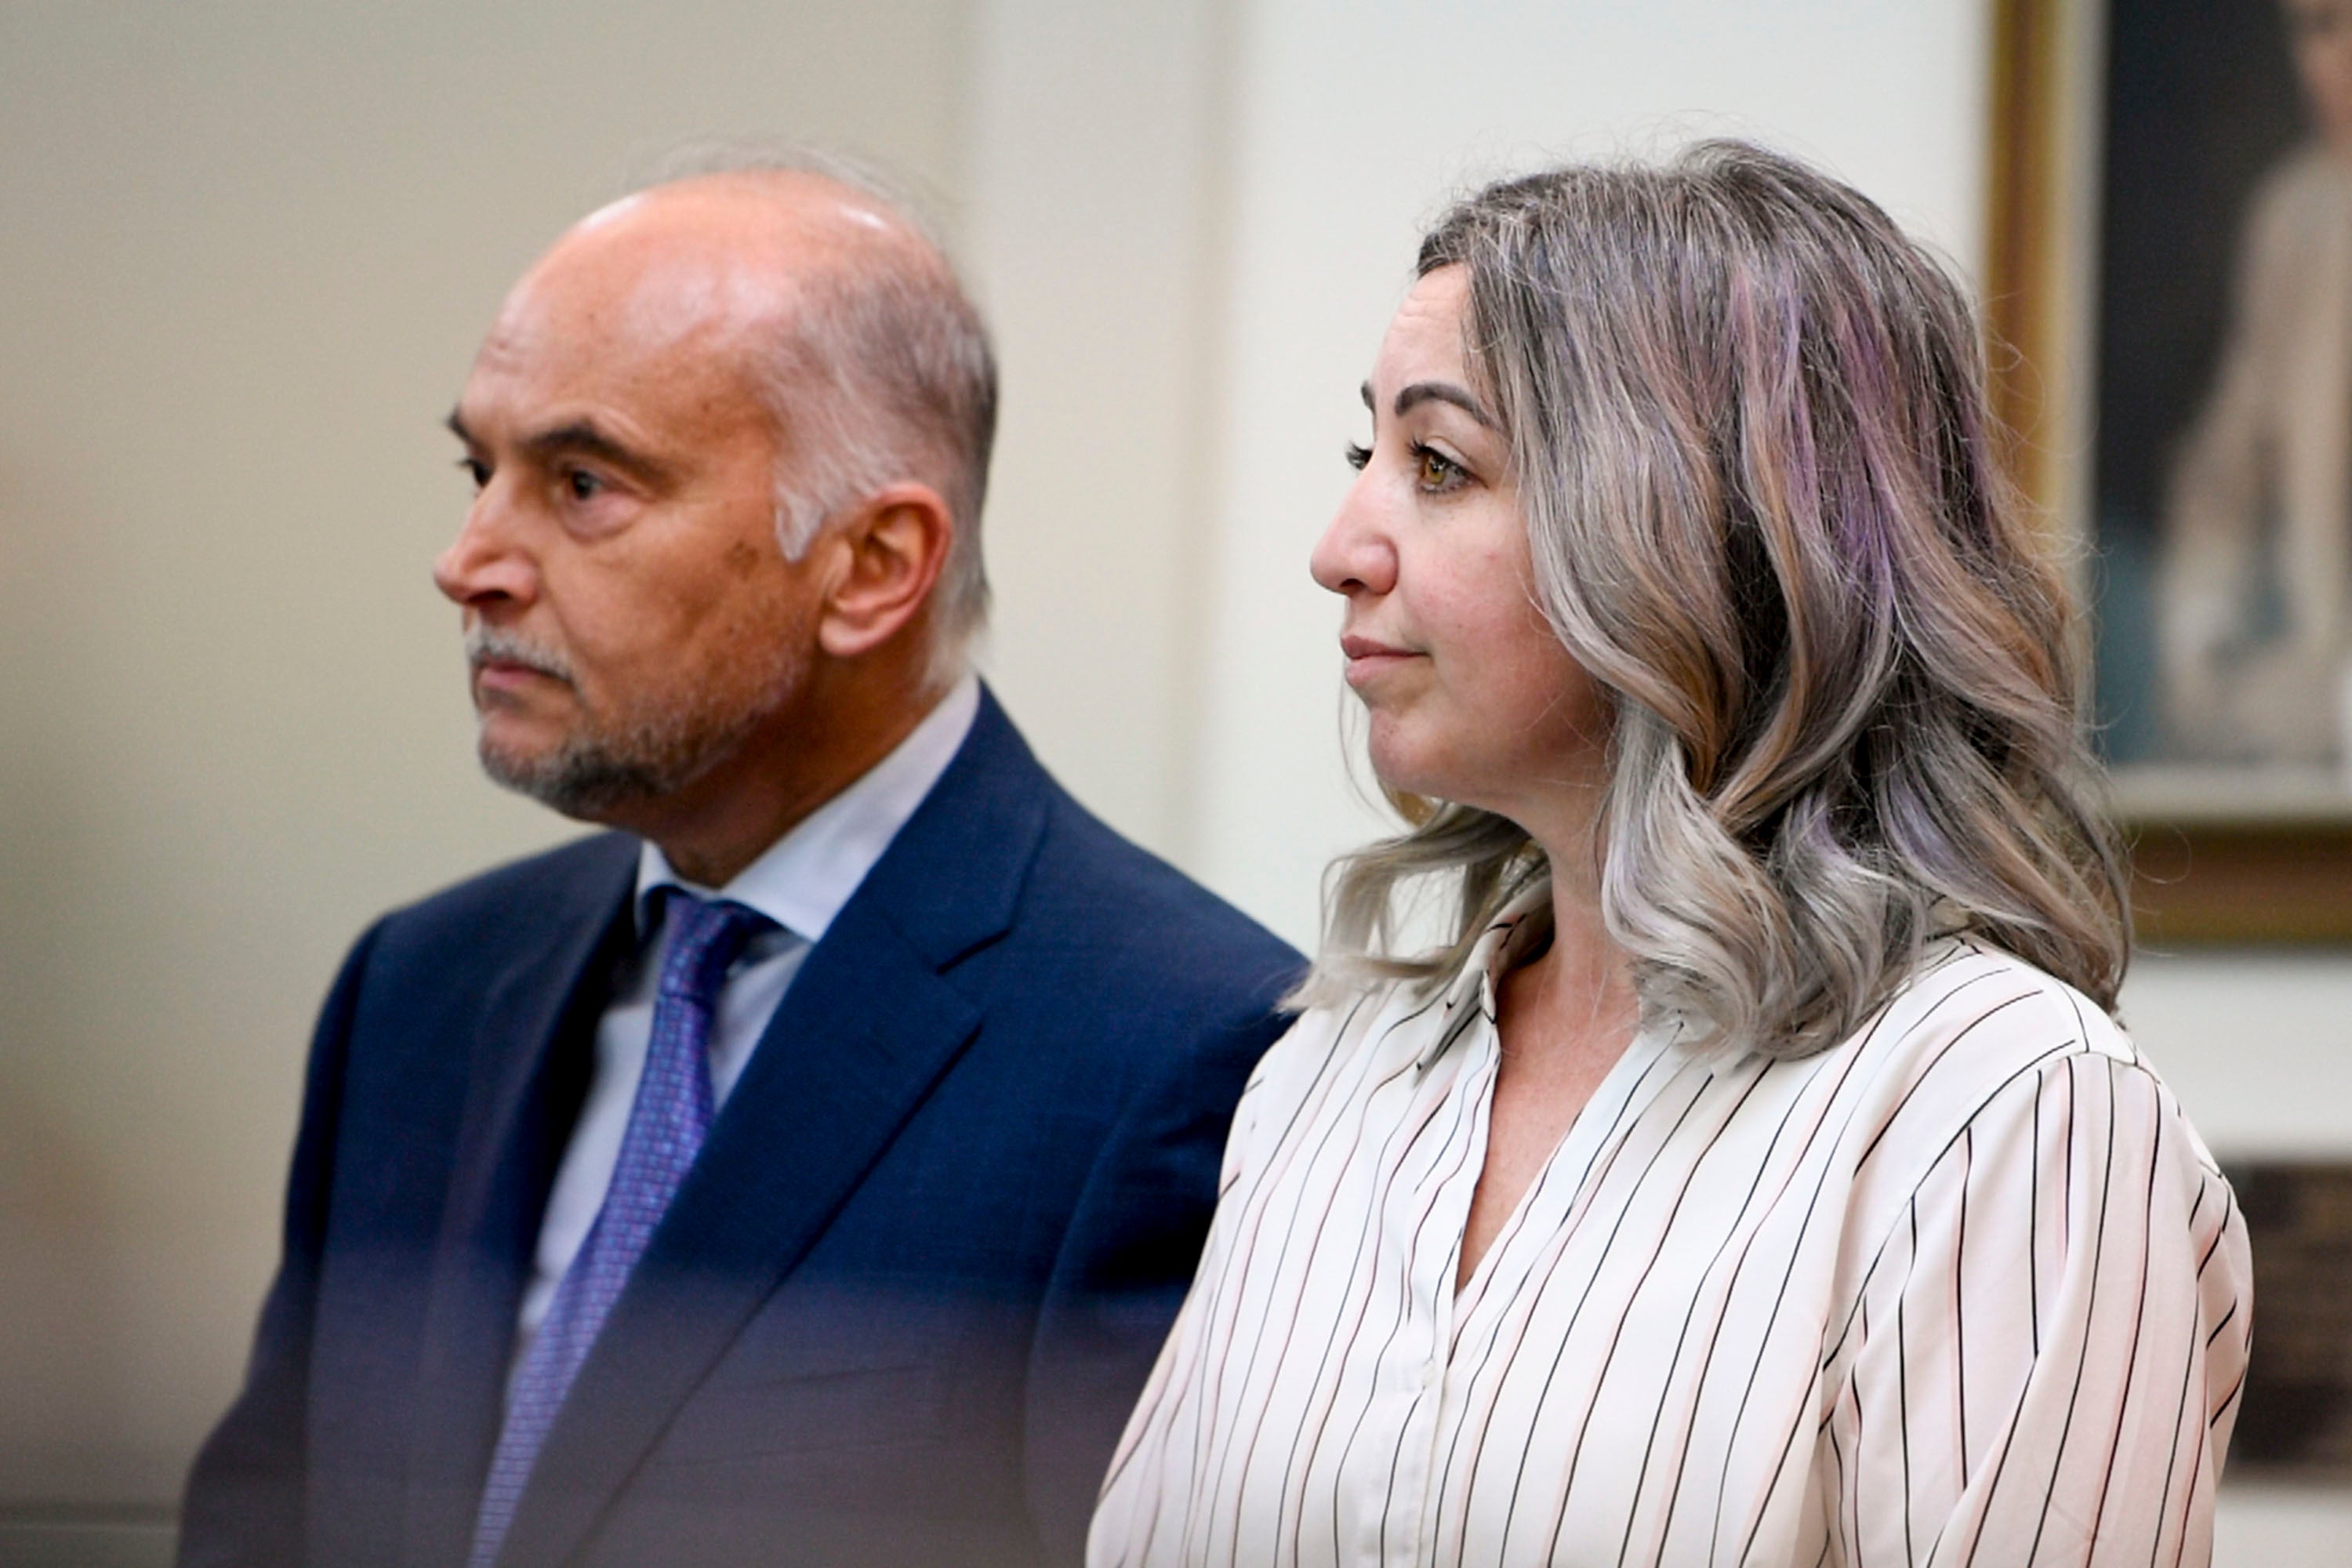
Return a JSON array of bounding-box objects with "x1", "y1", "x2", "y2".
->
[{"x1": 1364, "y1": 746, "x2": 1469, "y2": 817}]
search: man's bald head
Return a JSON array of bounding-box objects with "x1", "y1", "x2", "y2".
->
[{"x1": 518, "y1": 158, "x2": 997, "y2": 665}]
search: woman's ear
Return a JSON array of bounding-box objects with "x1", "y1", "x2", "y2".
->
[{"x1": 816, "y1": 483, "x2": 954, "y2": 659}]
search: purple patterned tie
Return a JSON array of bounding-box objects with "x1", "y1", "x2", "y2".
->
[{"x1": 467, "y1": 890, "x2": 775, "y2": 1568}]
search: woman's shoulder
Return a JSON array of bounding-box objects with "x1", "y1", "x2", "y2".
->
[
  {"x1": 1795, "y1": 941, "x2": 2126, "y2": 1160},
  {"x1": 1866, "y1": 936, "x2": 2135, "y2": 1076},
  {"x1": 1808, "y1": 941, "x2": 2239, "y2": 1347},
  {"x1": 1813, "y1": 938, "x2": 2165, "y2": 1200}
]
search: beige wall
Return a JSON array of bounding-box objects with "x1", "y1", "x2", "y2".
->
[
  {"x1": 0, "y1": 0, "x2": 973, "y2": 1517},
  {"x1": 962, "y1": 0, "x2": 1232, "y2": 860}
]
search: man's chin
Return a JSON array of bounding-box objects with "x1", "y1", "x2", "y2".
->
[{"x1": 477, "y1": 737, "x2": 669, "y2": 821}]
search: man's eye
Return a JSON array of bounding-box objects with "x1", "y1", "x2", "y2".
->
[
  {"x1": 564, "y1": 468, "x2": 606, "y2": 502},
  {"x1": 457, "y1": 457, "x2": 489, "y2": 490}
]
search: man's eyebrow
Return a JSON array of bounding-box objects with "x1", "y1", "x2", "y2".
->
[
  {"x1": 445, "y1": 409, "x2": 669, "y2": 481},
  {"x1": 519, "y1": 419, "x2": 662, "y2": 477}
]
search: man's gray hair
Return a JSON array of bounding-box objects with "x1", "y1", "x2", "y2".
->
[{"x1": 630, "y1": 141, "x2": 997, "y2": 678}]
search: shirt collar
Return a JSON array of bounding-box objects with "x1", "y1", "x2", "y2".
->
[
  {"x1": 1426, "y1": 878, "x2": 1554, "y2": 1069},
  {"x1": 633, "y1": 674, "x2": 982, "y2": 942}
]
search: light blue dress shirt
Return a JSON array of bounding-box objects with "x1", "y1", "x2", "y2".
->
[{"x1": 511, "y1": 677, "x2": 981, "y2": 1363}]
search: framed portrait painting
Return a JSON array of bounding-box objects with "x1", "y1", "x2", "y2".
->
[{"x1": 1989, "y1": 0, "x2": 2352, "y2": 942}]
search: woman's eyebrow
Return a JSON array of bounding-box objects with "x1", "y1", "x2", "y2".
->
[
  {"x1": 1359, "y1": 379, "x2": 1497, "y2": 429},
  {"x1": 1394, "y1": 381, "x2": 1498, "y2": 429}
]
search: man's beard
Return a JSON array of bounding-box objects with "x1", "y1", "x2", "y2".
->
[{"x1": 463, "y1": 625, "x2": 789, "y2": 819}]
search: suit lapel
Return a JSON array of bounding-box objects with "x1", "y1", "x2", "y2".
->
[
  {"x1": 492, "y1": 689, "x2": 1053, "y2": 1568},
  {"x1": 400, "y1": 843, "x2": 638, "y2": 1568}
]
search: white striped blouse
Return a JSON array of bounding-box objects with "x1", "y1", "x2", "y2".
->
[{"x1": 1089, "y1": 905, "x2": 2252, "y2": 1568}]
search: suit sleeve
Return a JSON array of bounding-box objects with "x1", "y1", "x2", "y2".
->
[
  {"x1": 1018, "y1": 988, "x2": 1293, "y2": 1568},
  {"x1": 176, "y1": 924, "x2": 378, "y2": 1568},
  {"x1": 1820, "y1": 1053, "x2": 2252, "y2": 1568}
]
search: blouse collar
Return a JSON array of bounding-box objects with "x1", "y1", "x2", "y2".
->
[{"x1": 1426, "y1": 879, "x2": 1555, "y2": 1069}]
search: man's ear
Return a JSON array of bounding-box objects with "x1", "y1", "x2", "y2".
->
[{"x1": 815, "y1": 482, "x2": 954, "y2": 659}]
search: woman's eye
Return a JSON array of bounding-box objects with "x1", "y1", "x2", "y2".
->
[
  {"x1": 1413, "y1": 443, "x2": 1466, "y2": 490},
  {"x1": 1345, "y1": 437, "x2": 1468, "y2": 488},
  {"x1": 457, "y1": 457, "x2": 488, "y2": 490}
]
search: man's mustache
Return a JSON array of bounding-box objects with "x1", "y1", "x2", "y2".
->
[{"x1": 463, "y1": 625, "x2": 576, "y2": 686}]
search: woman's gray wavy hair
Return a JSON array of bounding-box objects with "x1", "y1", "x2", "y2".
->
[{"x1": 1301, "y1": 140, "x2": 2129, "y2": 1058}]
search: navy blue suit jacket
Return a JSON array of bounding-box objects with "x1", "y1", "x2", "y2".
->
[{"x1": 179, "y1": 691, "x2": 1300, "y2": 1568}]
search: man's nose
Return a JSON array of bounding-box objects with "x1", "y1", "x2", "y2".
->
[
  {"x1": 1309, "y1": 474, "x2": 1396, "y2": 598},
  {"x1": 432, "y1": 488, "x2": 537, "y2": 609}
]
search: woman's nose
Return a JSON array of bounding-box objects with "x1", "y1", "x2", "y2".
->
[{"x1": 1310, "y1": 474, "x2": 1397, "y2": 597}]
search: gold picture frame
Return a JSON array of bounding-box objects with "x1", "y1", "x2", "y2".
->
[{"x1": 1985, "y1": 0, "x2": 2352, "y2": 945}]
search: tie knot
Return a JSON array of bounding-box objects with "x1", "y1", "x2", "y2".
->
[{"x1": 652, "y1": 891, "x2": 776, "y2": 1007}]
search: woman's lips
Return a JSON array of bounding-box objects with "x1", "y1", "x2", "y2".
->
[{"x1": 1340, "y1": 634, "x2": 1421, "y2": 685}]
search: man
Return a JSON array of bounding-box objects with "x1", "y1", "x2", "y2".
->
[{"x1": 177, "y1": 157, "x2": 1299, "y2": 1568}]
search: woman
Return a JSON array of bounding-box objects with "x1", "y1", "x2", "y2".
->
[{"x1": 1091, "y1": 143, "x2": 2251, "y2": 1568}]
